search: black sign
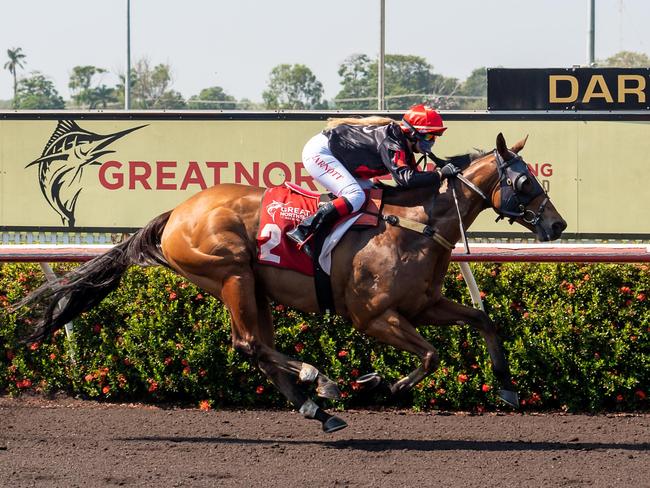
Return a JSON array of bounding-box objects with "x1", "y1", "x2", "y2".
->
[{"x1": 488, "y1": 68, "x2": 650, "y2": 111}]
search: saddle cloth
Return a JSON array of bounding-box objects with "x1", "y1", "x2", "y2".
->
[{"x1": 256, "y1": 182, "x2": 381, "y2": 276}]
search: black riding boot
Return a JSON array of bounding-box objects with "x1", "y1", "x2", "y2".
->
[{"x1": 286, "y1": 202, "x2": 340, "y2": 258}]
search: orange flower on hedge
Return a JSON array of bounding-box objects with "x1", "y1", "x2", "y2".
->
[
  {"x1": 256, "y1": 385, "x2": 265, "y2": 394},
  {"x1": 102, "y1": 386, "x2": 110, "y2": 395},
  {"x1": 169, "y1": 291, "x2": 177, "y2": 300},
  {"x1": 29, "y1": 342, "x2": 40, "y2": 351},
  {"x1": 199, "y1": 400, "x2": 211, "y2": 411},
  {"x1": 635, "y1": 390, "x2": 646, "y2": 400},
  {"x1": 337, "y1": 350, "x2": 349, "y2": 358},
  {"x1": 481, "y1": 384, "x2": 491, "y2": 393},
  {"x1": 84, "y1": 373, "x2": 94, "y2": 383},
  {"x1": 457, "y1": 373, "x2": 468, "y2": 383},
  {"x1": 294, "y1": 343, "x2": 304, "y2": 353},
  {"x1": 148, "y1": 380, "x2": 158, "y2": 393}
]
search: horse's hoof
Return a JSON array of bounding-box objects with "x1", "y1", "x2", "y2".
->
[
  {"x1": 498, "y1": 389, "x2": 520, "y2": 408},
  {"x1": 356, "y1": 372, "x2": 382, "y2": 390},
  {"x1": 316, "y1": 381, "x2": 341, "y2": 400},
  {"x1": 322, "y1": 415, "x2": 348, "y2": 433}
]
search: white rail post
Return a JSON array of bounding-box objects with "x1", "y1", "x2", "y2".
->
[
  {"x1": 459, "y1": 262, "x2": 485, "y2": 311},
  {"x1": 38, "y1": 263, "x2": 76, "y2": 362}
]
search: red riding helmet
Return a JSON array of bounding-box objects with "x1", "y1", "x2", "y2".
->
[{"x1": 401, "y1": 104, "x2": 447, "y2": 135}]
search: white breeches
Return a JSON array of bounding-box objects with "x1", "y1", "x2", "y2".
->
[{"x1": 302, "y1": 133, "x2": 369, "y2": 213}]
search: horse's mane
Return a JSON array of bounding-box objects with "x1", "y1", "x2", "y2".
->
[{"x1": 378, "y1": 149, "x2": 489, "y2": 202}]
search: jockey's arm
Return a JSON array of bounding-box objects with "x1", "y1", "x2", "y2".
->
[{"x1": 380, "y1": 145, "x2": 443, "y2": 189}]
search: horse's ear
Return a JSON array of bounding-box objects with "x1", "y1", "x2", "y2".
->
[
  {"x1": 510, "y1": 135, "x2": 529, "y2": 154},
  {"x1": 496, "y1": 133, "x2": 508, "y2": 159}
]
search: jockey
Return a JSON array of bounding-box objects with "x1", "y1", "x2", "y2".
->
[{"x1": 287, "y1": 103, "x2": 465, "y2": 257}]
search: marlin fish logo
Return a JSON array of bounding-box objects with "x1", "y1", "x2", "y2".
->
[
  {"x1": 26, "y1": 120, "x2": 146, "y2": 227},
  {"x1": 266, "y1": 200, "x2": 287, "y2": 223}
]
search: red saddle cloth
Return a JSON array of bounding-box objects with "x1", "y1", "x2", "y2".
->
[{"x1": 256, "y1": 183, "x2": 381, "y2": 276}]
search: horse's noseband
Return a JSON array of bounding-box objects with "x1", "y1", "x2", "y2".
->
[{"x1": 493, "y1": 151, "x2": 547, "y2": 225}]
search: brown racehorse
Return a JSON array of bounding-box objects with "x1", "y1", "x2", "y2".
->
[{"x1": 17, "y1": 133, "x2": 566, "y2": 433}]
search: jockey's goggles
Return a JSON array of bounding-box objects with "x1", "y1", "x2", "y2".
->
[{"x1": 402, "y1": 119, "x2": 439, "y2": 144}]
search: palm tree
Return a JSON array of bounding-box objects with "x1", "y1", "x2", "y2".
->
[{"x1": 4, "y1": 47, "x2": 27, "y2": 108}]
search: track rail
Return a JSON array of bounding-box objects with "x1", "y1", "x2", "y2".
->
[{"x1": 1, "y1": 243, "x2": 649, "y2": 263}]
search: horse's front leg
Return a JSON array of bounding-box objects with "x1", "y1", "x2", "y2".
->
[
  {"x1": 352, "y1": 309, "x2": 440, "y2": 397},
  {"x1": 412, "y1": 297, "x2": 519, "y2": 408}
]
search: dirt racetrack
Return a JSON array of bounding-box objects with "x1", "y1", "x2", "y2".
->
[{"x1": 1, "y1": 394, "x2": 648, "y2": 488}]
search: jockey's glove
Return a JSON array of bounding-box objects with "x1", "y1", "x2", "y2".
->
[{"x1": 439, "y1": 163, "x2": 462, "y2": 180}]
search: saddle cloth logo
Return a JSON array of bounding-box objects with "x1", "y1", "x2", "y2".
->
[
  {"x1": 256, "y1": 183, "x2": 383, "y2": 276},
  {"x1": 257, "y1": 185, "x2": 319, "y2": 276}
]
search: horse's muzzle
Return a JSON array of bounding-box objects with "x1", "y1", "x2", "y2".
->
[{"x1": 537, "y1": 218, "x2": 567, "y2": 242}]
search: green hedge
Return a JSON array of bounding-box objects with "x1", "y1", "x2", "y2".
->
[{"x1": 1, "y1": 262, "x2": 648, "y2": 412}]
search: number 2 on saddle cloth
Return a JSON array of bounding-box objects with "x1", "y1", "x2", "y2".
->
[{"x1": 256, "y1": 182, "x2": 381, "y2": 276}]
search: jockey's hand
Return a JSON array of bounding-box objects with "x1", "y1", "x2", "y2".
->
[{"x1": 439, "y1": 163, "x2": 462, "y2": 180}]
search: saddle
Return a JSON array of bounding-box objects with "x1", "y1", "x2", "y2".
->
[
  {"x1": 257, "y1": 183, "x2": 382, "y2": 314},
  {"x1": 257, "y1": 182, "x2": 382, "y2": 275}
]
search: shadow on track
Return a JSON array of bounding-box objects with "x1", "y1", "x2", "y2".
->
[{"x1": 118, "y1": 436, "x2": 650, "y2": 453}]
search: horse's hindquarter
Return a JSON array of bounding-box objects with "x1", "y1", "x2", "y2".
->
[{"x1": 161, "y1": 184, "x2": 265, "y2": 291}]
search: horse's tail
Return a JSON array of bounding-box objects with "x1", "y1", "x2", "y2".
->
[{"x1": 13, "y1": 211, "x2": 173, "y2": 343}]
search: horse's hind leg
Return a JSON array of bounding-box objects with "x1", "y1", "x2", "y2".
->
[
  {"x1": 413, "y1": 297, "x2": 518, "y2": 408},
  {"x1": 353, "y1": 309, "x2": 440, "y2": 397},
  {"x1": 220, "y1": 272, "x2": 347, "y2": 433}
]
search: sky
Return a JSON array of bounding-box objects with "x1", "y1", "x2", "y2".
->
[{"x1": 1, "y1": 0, "x2": 649, "y2": 103}]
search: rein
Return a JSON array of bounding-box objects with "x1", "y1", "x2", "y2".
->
[{"x1": 382, "y1": 149, "x2": 548, "y2": 253}]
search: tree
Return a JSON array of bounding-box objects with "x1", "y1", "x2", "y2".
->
[
  {"x1": 456, "y1": 67, "x2": 487, "y2": 110},
  {"x1": 117, "y1": 58, "x2": 186, "y2": 109},
  {"x1": 4, "y1": 47, "x2": 26, "y2": 108},
  {"x1": 188, "y1": 86, "x2": 237, "y2": 110},
  {"x1": 262, "y1": 64, "x2": 326, "y2": 110},
  {"x1": 334, "y1": 54, "x2": 461, "y2": 110},
  {"x1": 15, "y1": 72, "x2": 65, "y2": 109},
  {"x1": 335, "y1": 54, "x2": 375, "y2": 109},
  {"x1": 69, "y1": 65, "x2": 117, "y2": 108},
  {"x1": 598, "y1": 50, "x2": 650, "y2": 67}
]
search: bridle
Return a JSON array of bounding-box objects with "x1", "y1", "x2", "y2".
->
[
  {"x1": 489, "y1": 150, "x2": 548, "y2": 225},
  {"x1": 451, "y1": 149, "x2": 548, "y2": 252},
  {"x1": 382, "y1": 149, "x2": 549, "y2": 254}
]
